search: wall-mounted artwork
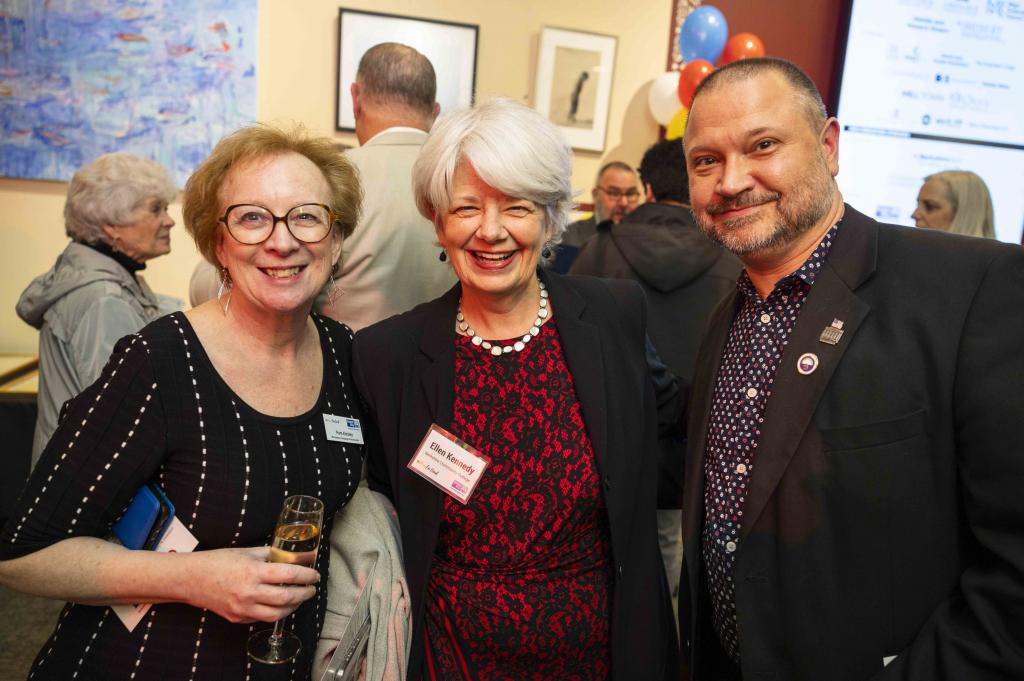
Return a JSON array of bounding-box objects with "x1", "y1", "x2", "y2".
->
[
  {"x1": 534, "y1": 27, "x2": 617, "y2": 152},
  {"x1": 336, "y1": 9, "x2": 478, "y2": 132},
  {"x1": 0, "y1": 0, "x2": 258, "y2": 186}
]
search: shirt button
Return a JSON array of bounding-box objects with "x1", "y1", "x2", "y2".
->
[
  {"x1": 726, "y1": 541, "x2": 737, "y2": 553},
  {"x1": 746, "y1": 387, "x2": 758, "y2": 398},
  {"x1": 736, "y1": 463, "x2": 747, "y2": 474},
  {"x1": 760, "y1": 313, "x2": 771, "y2": 324}
]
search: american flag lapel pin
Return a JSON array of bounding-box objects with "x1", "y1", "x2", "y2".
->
[{"x1": 819, "y1": 318, "x2": 844, "y2": 345}]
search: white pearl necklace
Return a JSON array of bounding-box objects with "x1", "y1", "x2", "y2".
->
[{"x1": 457, "y1": 281, "x2": 549, "y2": 356}]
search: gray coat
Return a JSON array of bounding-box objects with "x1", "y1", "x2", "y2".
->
[{"x1": 16, "y1": 241, "x2": 180, "y2": 465}]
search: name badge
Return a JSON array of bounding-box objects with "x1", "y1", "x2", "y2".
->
[
  {"x1": 323, "y1": 414, "x2": 364, "y2": 445},
  {"x1": 407, "y1": 424, "x2": 489, "y2": 504}
]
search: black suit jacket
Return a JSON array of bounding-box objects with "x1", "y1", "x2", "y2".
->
[
  {"x1": 353, "y1": 270, "x2": 682, "y2": 680},
  {"x1": 681, "y1": 206, "x2": 1024, "y2": 681}
]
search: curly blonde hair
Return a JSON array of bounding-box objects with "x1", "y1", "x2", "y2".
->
[{"x1": 183, "y1": 123, "x2": 362, "y2": 265}]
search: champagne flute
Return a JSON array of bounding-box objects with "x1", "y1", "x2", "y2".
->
[{"x1": 247, "y1": 494, "x2": 324, "y2": 664}]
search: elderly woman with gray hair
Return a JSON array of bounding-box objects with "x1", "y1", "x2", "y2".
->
[
  {"x1": 352, "y1": 98, "x2": 683, "y2": 680},
  {"x1": 17, "y1": 152, "x2": 181, "y2": 465}
]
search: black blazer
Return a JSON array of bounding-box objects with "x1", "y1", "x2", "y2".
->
[
  {"x1": 352, "y1": 270, "x2": 682, "y2": 680},
  {"x1": 680, "y1": 206, "x2": 1024, "y2": 680}
]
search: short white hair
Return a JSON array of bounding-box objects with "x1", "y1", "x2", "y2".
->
[
  {"x1": 64, "y1": 153, "x2": 177, "y2": 244},
  {"x1": 412, "y1": 97, "x2": 574, "y2": 246}
]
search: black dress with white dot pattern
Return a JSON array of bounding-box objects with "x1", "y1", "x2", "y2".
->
[
  {"x1": 1, "y1": 312, "x2": 365, "y2": 681},
  {"x1": 701, "y1": 224, "x2": 838, "y2": 664}
]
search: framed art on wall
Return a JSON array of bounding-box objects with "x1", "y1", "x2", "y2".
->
[
  {"x1": 336, "y1": 9, "x2": 479, "y2": 131},
  {"x1": 533, "y1": 27, "x2": 617, "y2": 152}
]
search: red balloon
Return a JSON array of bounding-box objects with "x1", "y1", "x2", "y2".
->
[
  {"x1": 719, "y1": 33, "x2": 766, "y2": 65},
  {"x1": 677, "y1": 59, "x2": 714, "y2": 108}
]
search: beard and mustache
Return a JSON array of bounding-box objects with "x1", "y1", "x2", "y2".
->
[{"x1": 693, "y1": 153, "x2": 836, "y2": 257}]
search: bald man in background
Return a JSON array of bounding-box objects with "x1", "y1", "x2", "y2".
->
[{"x1": 321, "y1": 42, "x2": 454, "y2": 330}]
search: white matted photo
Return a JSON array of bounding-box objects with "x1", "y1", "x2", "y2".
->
[
  {"x1": 534, "y1": 27, "x2": 617, "y2": 152},
  {"x1": 336, "y1": 9, "x2": 478, "y2": 131}
]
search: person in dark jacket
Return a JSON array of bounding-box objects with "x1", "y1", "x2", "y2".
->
[
  {"x1": 354, "y1": 98, "x2": 682, "y2": 681},
  {"x1": 571, "y1": 138, "x2": 740, "y2": 595},
  {"x1": 550, "y1": 161, "x2": 640, "y2": 273}
]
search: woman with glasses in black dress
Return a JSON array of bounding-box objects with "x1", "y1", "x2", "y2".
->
[{"x1": 0, "y1": 124, "x2": 367, "y2": 680}]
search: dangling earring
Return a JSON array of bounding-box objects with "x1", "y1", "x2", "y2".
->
[
  {"x1": 439, "y1": 249, "x2": 448, "y2": 263},
  {"x1": 217, "y1": 267, "x2": 232, "y2": 316},
  {"x1": 541, "y1": 244, "x2": 553, "y2": 259},
  {"x1": 327, "y1": 263, "x2": 340, "y2": 306}
]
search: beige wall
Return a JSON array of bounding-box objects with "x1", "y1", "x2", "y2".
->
[{"x1": 0, "y1": 0, "x2": 668, "y2": 353}]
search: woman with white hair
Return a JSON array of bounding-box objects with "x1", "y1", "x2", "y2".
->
[
  {"x1": 352, "y1": 98, "x2": 683, "y2": 680},
  {"x1": 911, "y1": 170, "x2": 996, "y2": 239},
  {"x1": 16, "y1": 152, "x2": 181, "y2": 466}
]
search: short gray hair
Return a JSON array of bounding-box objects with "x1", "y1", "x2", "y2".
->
[
  {"x1": 412, "y1": 97, "x2": 574, "y2": 245},
  {"x1": 690, "y1": 57, "x2": 827, "y2": 132},
  {"x1": 64, "y1": 153, "x2": 177, "y2": 244},
  {"x1": 356, "y1": 42, "x2": 437, "y2": 117},
  {"x1": 926, "y1": 170, "x2": 996, "y2": 239},
  {"x1": 594, "y1": 160, "x2": 635, "y2": 187}
]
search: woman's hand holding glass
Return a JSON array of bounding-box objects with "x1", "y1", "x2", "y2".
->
[
  {"x1": 177, "y1": 545, "x2": 320, "y2": 624},
  {"x1": 248, "y1": 495, "x2": 324, "y2": 663}
]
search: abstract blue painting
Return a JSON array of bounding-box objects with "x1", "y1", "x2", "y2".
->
[{"x1": 0, "y1": 0, "x2": 257, "y2": 185}]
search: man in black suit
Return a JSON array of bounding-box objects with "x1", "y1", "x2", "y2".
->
[{"x1": 679, "y1": 57, "x2": 1024, "y2": 680}]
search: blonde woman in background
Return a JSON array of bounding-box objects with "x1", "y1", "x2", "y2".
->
[
  {"x1": 16, "y1": 153, "x2": 181, "y2": 467},
  {"x1": 911, "y1": 170, "x2": 996, "y2": 239}
]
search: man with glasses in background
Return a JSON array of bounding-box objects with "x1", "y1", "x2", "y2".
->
[{"x1": 551, "y1": 161, "x2": 640, "y2": 272}]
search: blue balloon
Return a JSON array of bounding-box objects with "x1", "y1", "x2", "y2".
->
[{"x1": 678, "y1": 6, "x2": 729, "y2": 64}]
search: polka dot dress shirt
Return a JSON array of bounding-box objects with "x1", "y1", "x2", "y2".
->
[{"x1": 701, "y1": 223, "x2": 840, "y2": 664}]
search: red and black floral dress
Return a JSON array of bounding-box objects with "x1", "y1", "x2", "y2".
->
[{"x1": 423, "y1": 321, "x2": 613, "y2": 681}]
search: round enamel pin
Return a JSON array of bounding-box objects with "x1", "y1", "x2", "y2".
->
[{"x1": 797, "y1": 353, "x2": 819, "y2": 375}]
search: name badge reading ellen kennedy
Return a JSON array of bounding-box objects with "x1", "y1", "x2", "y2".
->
[
  {"x1": 408, "y1": 424, "x2": 490, "y2": 505},
  {"x1": 323, "y1": 414, "x2": 364, "y2": 445}
]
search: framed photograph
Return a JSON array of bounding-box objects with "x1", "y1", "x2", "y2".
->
[
  {"x1": 534, "y1": 27, "x2": 617, "y2": 152},
  {"x1": 336, "y1": 9, "x2": 479, "y2": 132}
]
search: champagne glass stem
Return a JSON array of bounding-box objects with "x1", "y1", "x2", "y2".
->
[{"x1": 269, "y1": 617, "x2": 286, "y2": 646}]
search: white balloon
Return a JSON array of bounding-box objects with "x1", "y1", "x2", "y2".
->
[{"x1": 648, "y1": 71, "x2": 682, "y2": 126}]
